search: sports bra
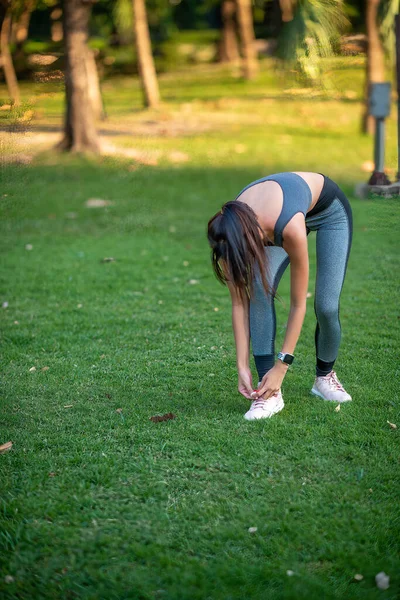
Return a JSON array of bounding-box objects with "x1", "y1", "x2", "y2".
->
[{"x1": 235, "y1": 172, "x2": 313, "y2": 247}]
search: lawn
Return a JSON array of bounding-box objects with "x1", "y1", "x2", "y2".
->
[{"x1": 1, "y1": 59, "x2": 400, "y2": 599}]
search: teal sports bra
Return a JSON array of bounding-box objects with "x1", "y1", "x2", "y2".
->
[{"x1": 235, "y1": 172, "x2": 313, "y2": 247}]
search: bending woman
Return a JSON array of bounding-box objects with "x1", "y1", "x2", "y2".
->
[{"x1": 207, "y1": 172, "x2": 353, "y2": 420}]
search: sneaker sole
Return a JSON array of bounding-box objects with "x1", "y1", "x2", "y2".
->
[
  {"x1": 244, "y1": 398, "x2": 284, "y2": 420},
  {"x1": 311, "y1": 387, "x2": 352, "y2": 403}
]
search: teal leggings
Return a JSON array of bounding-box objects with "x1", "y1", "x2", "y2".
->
[{"x1": 250, "y1": 189, "x2": 353, "y2": 379}]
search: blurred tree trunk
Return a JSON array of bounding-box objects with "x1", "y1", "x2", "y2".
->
[
  {"x1": 0, "y1": 2, "x2": 20, "y2": 106},
  {"x1": 14, "y1": 0, "x2": 35, "y2": 49},
  {"x1": 363, "y1": 0, "x2": 385, "y2": 134},
  {"x1": 279, "y1": 0, "x2": 295, "y2": 22},
  {"x1": 219, "y1": 0, "x2": 240, "y2": 63},
  {"x1": 235, "y1": 0, "x2": 258, "y2": 79},
  {"x1": 132, "y1": 0, "x2": 160, "y2": 108},
  {"x1": 58, "y1": 0, "x2": 99, "y2": 153},
  {"x1": 85, "y1": 48, "x2": 106, "y2": 120}
]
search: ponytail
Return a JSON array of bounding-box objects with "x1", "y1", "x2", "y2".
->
[{"x1": 207, "y1": 201, "x2": 271, "y2": 300}]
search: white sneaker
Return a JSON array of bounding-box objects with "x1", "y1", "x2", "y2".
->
[
  {"x1": 311, "y1": 370, "x2": 352, "y2": 403},
  {"x1": 244, "y1": 389, "x2": 284, "y2": 420}
]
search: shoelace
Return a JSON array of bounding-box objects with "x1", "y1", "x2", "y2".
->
[
  {"x1": 251, "y1": 391, "x2": 279, "y2": 408},
  {"x1": 324, "y1": 371, "x2": 345, "y2": 392}
]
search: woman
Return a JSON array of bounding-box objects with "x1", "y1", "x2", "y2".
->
[{"x1": 207, "y1": 172, "x2": 353, "y2": 420}]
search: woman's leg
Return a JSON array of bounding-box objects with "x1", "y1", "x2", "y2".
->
[
  {"x1": 313, "y1": 192, "x2": 353, "y2": 375},
  {"x1": 249, "y1": 246, "x2": 290, "y2": 382}
]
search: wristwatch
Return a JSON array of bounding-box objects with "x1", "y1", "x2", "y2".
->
[{"x1": 277, "y1": 352, "x2": 294, "y2": 366}]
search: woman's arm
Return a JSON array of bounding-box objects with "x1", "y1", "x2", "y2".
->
[
  {"x1": 256, "y1": 214, "x2": 309, "y2": 399},
  {"x1": 226, "y1": 280, "x2": 255, "y2": 399}
]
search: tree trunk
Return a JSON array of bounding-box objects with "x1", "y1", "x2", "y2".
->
[
  {"x1": 279, "y1": 0, "x2": 295, "y2": 23},
  {"x1": 58, "y1": 0, "x2": 99, "y2": 153},
  {"x1": 85, "y1": 48, "x2": 106, "y2": 120},
  {"x1": 0, "y1": 5, "x2": 20, "y2": 105},
  {"x1": 235, "y1": 0, "x2": 258, "y2": 79},
  {"x1": 15, "y1": 0, "x2": 35, "y2": 49},
  {"x1": 363, "y1": 0, "x2": 386, "y2": 134},
  {"x1": 219, "y1": 0, "x2": 240, "y2": 63},
  {"x1": 132, "y1": 0, "x2": 160, "y2": 108}
]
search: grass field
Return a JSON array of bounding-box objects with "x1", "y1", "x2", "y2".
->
[{"x1": 1, "y1": 59, "x2": 400, "y2": 599}]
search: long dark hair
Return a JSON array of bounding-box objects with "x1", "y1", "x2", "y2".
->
[{"x1": 207, "y1": 200, "x2": 270, "y2": 300}]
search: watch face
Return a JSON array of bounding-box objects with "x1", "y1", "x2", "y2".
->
[{"x1": 278, "y1": 352, "x2": 294, "y2": 365}]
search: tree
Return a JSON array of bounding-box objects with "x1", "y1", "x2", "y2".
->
[
  {"x1": 278, "y1": 0, "x2": 348, "y2": 84},
  {"x1": 363, "y1": 0, "x2": 386, "y2": 134},
  {"x1": 132, "y1": 0, "x2": 160, "y2": 108},
  {"x1": 14, "y1": 0, "x2": 35, "y2": 50},
  {"x1": 219, "y1": 0, "x2": 240, "y2": 64},
  {"x1": 58, "y1": 0, "x2": 99, "y2": 153},
  {"x1": 236, "y1": 0, "x2": 258, "y2": 79},
  {"x1": 85, "y1": 48, "x2": 105, "y2": 120},
  {"x1": 0, "y1": 0, "x2": 20, "y2": 106}
]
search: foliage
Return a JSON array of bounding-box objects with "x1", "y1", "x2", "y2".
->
[
  {"x1": 112, "y1": 0, "x2": 133, "y2": 43},
  {"x1": 380, "y1": 0, "x2": 398, "y2": 71},
  {"x1": 278, "y1": 0, "x2": 350, "y2": 84}
]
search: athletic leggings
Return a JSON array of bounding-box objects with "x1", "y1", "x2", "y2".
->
[{"x1": 250, "y1": 187, "x2": 353, "y2": 380}]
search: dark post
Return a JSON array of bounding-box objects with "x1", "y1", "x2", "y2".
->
[{"x1": 396, "y1": 14, "x2": 400, "y2": 181}]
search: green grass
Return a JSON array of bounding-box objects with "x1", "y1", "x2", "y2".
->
[{"x1": 1, "y1": 60, "x2": 400, "y2": 599}]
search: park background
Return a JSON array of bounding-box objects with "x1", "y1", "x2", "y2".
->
[{"x1": 1, "y1": 1, "x2": 400, "y2": 599}]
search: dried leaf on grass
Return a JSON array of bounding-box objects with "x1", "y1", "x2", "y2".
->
[
  {"x1": 0, "y1": 441, "x2": 12, "y2": 454},
  {"x1": 387, "y1": 420, "x2": 397, "y2": 430},
  {"x1": 335, "y1": 404, "x2": 341, "y2": 412},
  {"x1": 116, "y1": 408, "x2": 123, "y2": 414},
  {"x1": 248, "y1": 527, "x2": 257, "y2": 533},
  {"x1": 85, "y1": 198, "x2": 112, "y2": 208},
  {"x1": 150, "y1": 412, "x2": 176, "y2": 423},
  {"x1": 41, "y1": 366, "x2": 49, "y2": 372},
  {"x1": 29, "y1": 366, "x2": 36, "y2": 372},
  {"x1": 64, "y1": 405, "x2": 73, "y2": 408},
  {"x1": 354, "y1": 574, "x2": 363, "y2": 581},
  {"x1": 101, "y1": 257, "x2": 115, "y2": 263}
]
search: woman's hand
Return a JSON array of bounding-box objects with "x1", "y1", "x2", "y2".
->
[
  {"x1": 238, "y1": 367, "x2": 255, "y2": 399},
  {"x1": 256, "y1": 363, "x2": 288, "y2": 399}
]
